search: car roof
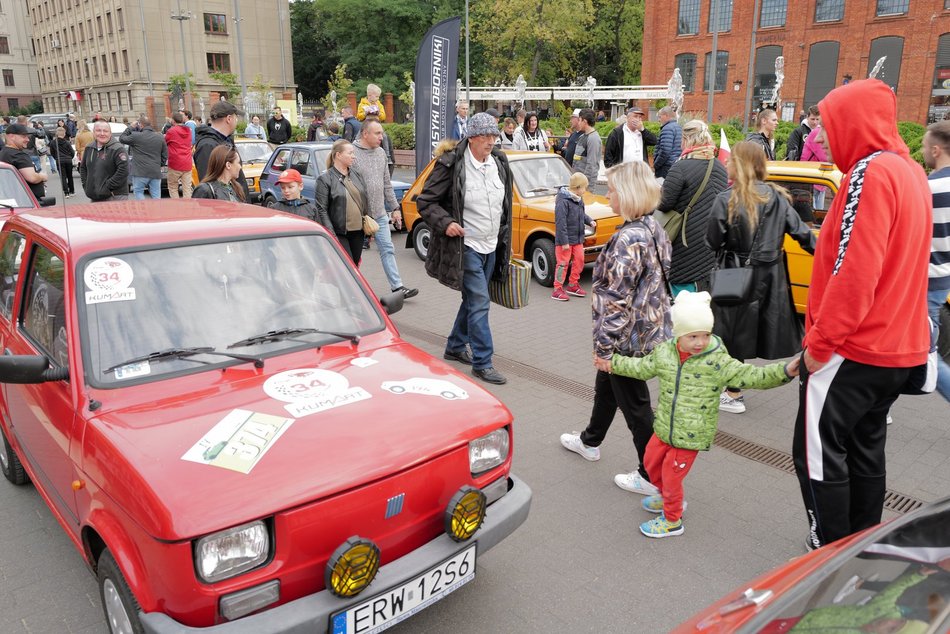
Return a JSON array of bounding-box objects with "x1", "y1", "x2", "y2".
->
[
  {"x1": 766, "y1": 160, "x2": 842, "y2": 181},
  {"x1": 5, "y1": 200, "x2": 326, "y2": 257}
]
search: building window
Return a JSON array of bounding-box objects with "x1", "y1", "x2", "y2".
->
[
  {"x1": 127, "y1": 90, "x2": 132, "y2": 111},
  {"x1": 759, "y1": 0, "x2": 787, "y2": 27},
  {"x1": 867, "y1": 36, "x2": 903, "y2": 90},
  {"x1": 204, "y1": 13, "x2": 227, "y2": 34},
  {"x1": 2, "y1": 68, "x2": 13, "y2": 87},
  {"x1": 754, "y1": 46, "x2": 782, "y2": 106},
  {"x1": 0, "y1": 37, "x2": 8, "y2": 55},
  {"x1": 106, "y1": 11, "x2": 113, "y2": 34},
  {"x1": 101, "y1": 54, "x2": 107, "y2": 74},
  {"x1": 703, "y1": 51, "x2": 728, "y2": 92},
  {"x1": 708, "y1": 0, "x2": 733, "y2": 32},
  {"x1": 122, "y1": 49, "x2": 128, "y2": 73},
  {"x1": 674, "y1": 53, "x2": 697, "y2": 92},
  {"x1": 7, "y1": 98, "x2": 18, "y2": 111},
  {"x1": 206, "y1": 52, "x2": 230, "y2": 72},
  {"x1": 677, "y1": 0, "x2": 700, "y2": 35},
  {"x1": 96, "y1": 15, "x2": 102, "y2": 37},
  {"x1": 111, "y1": 52, "x2": 117, "y2": 75},
  {"x1": 117, "y1": 8, "x2": 124, "y2": 30},
  {"x1": 876, "y1": 0, "x2": 908, "y2": 16},
  {"x1": 804, "y1": 41, "x2": 839, "y2": 108},
  {"x1": 815, "y1": 0, "x2": 844, "y2": 22}
]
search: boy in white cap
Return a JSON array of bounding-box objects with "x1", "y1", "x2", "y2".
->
[{"x1": 606, "y1": 290, "x2": 800, "y2": 537}]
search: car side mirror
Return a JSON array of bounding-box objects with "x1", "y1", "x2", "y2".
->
[
  {"x1": 0, "y1": 355, "x2": 68, "y2": 383},
  {"x1": 40, "y1": 196, "x2": 57, "y2": 207},
  {"x1": 379, "y1": 290, "x2": 404, "y2": 316}
]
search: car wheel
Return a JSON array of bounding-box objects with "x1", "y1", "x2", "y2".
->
[
  {"x1": 412, "y1": 222, "x2": 431, "y2": 261},
  {"x1": 264, "y1": 195, "x2": 278, "y2": 209},
  {"x1": 530, "y1": 238, "x2": 556, "y2": 287},
  {"x1": 0, "y1": 426, "x2": 28, "y2": 485},
  {"x1": 98, "y1": 550, "x2": 145, "y2": 634}
]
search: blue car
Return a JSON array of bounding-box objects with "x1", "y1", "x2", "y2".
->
[{"x1": 259, "y1": 142, "x2": 410, "y2": 210}]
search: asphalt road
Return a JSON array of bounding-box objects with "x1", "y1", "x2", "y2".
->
[{"x1": 1, "y1": 168, "x2": 947, "y2": 633}]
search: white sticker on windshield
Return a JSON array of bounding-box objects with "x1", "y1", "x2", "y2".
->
[
  {"x1": 381, "y1": 378, "x2": 469, "y2": 400},
  {"x1": 84, "y1": 257, "x2": 136, "y2": 304},
  {"x1": 182, "y1": 409, "x2": 294, "y2": 474},
  {"x1": 350, "y1": 357, "x2": 378, "y2": 368},
  {"x1": 263, "y1": 368, "x2": 370, "y2": 418},
  {"x1": 114, "y1": 360, "x2": 150, "y2": 380}
]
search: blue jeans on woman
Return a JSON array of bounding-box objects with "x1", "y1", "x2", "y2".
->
[
  {"x1": 446, "y1": 246, "x2": 496, "y2": 371},
  {"x1": 927, "y1": 287, "x2": 950, "y2": 402}
]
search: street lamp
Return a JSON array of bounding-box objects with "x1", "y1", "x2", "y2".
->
[
  {"x1": 233, "y1": 1, "x2": 247, "y2": 110},
  {"x1": 171, "y1": 1, "x2": 193, "y2": 107}
]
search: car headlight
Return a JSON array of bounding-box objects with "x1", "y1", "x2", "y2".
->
[
  {"x1": 469, "y1": 428, "x2": 510, "y2": 475},
  {"x1": 195, "y1": 520, "x2": 270, "y2": 583}
]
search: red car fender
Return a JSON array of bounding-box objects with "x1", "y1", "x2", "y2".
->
[{"x1": 84, "y1": 505, "x2": 157, "y2": 610}]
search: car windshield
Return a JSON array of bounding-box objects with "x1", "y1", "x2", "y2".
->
[
  {"x1": 237, "y1": 142, "x2": 273, "y2": 164},
  {"x1": 0, "y1": 168, "x2": 35, "y2": 209},
  {"x1": 82, "y1": 234, "x2": 384, "y2": 386},
  {"x1": 750, "y1": 502, "x2": 950, "y2": 632},
  {"x1": 509, "y1": 155, "x2": 572, "y2": 198}
]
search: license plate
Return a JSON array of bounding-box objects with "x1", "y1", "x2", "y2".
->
[{"x1": 330, "y1": 544, "x2": 476, "y2": 634}]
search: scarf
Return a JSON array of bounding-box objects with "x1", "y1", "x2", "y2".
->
[{"x1": 680, "y1": 144, "x2": 716, "y2": 160}]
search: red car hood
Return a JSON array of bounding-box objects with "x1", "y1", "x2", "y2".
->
[{"x1": 83, "y1": 341, "x2": 512, "y2": 540}]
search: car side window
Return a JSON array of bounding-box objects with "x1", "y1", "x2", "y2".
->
[
  {"x1": 290, "y1": 150, "x2": 310, "y2": 177},
  {"x1": 20, "y1": 244, "x2": 68, "y2": 366},
  {"x1": 270, "y1": 149, "x2": 291, "y2": 172},
  {"x1": 0, "y1": 231, "x2": 26, "y2": 321}
]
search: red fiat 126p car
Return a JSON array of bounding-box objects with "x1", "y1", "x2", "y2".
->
[{"x1": 0, "y1": 200, "x2": 531, "y2": 633}]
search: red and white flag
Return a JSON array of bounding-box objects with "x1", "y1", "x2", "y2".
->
[
  {"x1": 718, "y1": 128, "x2": 731, "y2": 165},
  {"x1": 67, "y1": 90, "x2": 82, "y2": 101}
]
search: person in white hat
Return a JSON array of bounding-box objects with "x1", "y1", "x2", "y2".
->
[
  {"x1": 557, "y1": 108, "x2": 584, "y2": 166},
  {"x1": 607, "y1": 290, "x2": 800, "y2": 538}
]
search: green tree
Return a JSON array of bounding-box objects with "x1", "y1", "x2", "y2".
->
[
  {"x1": 167, "y1": 72, "x2": 195, "y2": 97},
  {"x1": 291, "y1": 0, "x2": 339, "y2": 99},
  {"x1": 209, "y1": 72, "x2": 240, "y2": 99},
  {"x1": 321, "y1": 64, "x2": 354, "y2": 113}
]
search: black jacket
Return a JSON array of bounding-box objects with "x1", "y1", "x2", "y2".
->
[
  {"x1": 744, "y1": 132, "x2": 775, "y2": 160},
  {"x1": 315, "y1": 167, "x2": 368, "y2": 235},
  {"x1": 120, "y1": 126, "x2": 168, "y2": 179},
  {"x1": 656, "y1": 155, "x2": 729, "y2": 284},
  {"x1": 416, "y1": 140, "x2": 513, "y2": 291},
  {"x1": 192, "y1": 180, "x2": 242, "y2": 201},
  {"x1": 558, "y1": 130, "x2": 582, "y2": 166},
  {"x1": 783, "y1": 122, "x2": 812, "y2": 161},
  {"x1": 343, "y1": 117, "x2": 361, "y2": 143},
  {"x1": 193, "y1": 125, "x2": 249, "y2": 197},
  {"x1": 51, "y1": 137, "x2": 75, "y2": 165},
  {"x1": 604, "y1": 124, "x2": 658, "y2": 169},
  {"x1": 266, "y1": 116, "x2": 291, "y2": 145},
  {"x1": 271, "y1": 198, "x2": 322, "y2": 224},
  {"x1": 706, "y1": 183, "x2": 816, "y2": 360},
  {"x1": 79, "y1": 138, "x2": 129, "y2": 201}
]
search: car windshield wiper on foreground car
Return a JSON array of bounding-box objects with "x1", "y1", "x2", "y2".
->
[
  {"x1": 104, "y1": 346, "x2": 264, "y2": 373},
  {"x1": 227, "y1": 327, "x2": 360, "y2": 349}
]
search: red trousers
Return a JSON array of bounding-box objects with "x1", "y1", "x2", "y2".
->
[
  {"x1": 554, "y1": 244, "x2": 584, "y2": 290},
  {"x1": 643, "y1": 434, "x2": 699, "y2": 522}
]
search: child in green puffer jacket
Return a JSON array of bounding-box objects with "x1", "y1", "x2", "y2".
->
[{"x1": 607, "y1": 290, "x2": 800, "y2": 538}]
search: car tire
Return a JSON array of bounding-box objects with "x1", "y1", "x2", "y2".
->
[
  {"x1": 264, "y1": 195, "x2": 278, "y2": 209},
  {"x1": 98, "y1": 550, "x2": 145, "y2": 634},
  {"x1": 0, "y1": 426, "x2": 28, "y2": 485},
  {"x1": 530, "y1": 237, "x2": 556, "y2": 287},
  {"x1": 411, "y1": 222, "x2": 431, "y2": 261}
]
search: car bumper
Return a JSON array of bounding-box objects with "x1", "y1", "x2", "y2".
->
[{"x1": 140, "y1": 474, "x2": 531, "y2": 633}]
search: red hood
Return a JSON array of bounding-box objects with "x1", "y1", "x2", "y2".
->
[
  {"x1": 819, "y1": 79, "x2": 909, "y2": 172},
  {"x1": 82, "y1": 342, "x2": 511, "y2": 540}
]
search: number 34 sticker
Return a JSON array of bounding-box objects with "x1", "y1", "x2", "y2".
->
[{"x1": 85, "y1": 257, "x2": 136, "y2": 305}]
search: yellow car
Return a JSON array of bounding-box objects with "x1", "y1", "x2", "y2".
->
[
  {"x1": 765, "y1": 160, "x2": 843, "y2": 313},
  {"x1": 402, "y1": 151, "x2": 623, "y2": 286},
  {"x1": 191, "y1": 136, "x2": 274, "y2": 203}
]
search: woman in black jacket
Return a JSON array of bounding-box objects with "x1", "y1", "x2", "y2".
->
[
  {"x1": 51, "y1": 128, "x2": 76, "y2": 197},
  {"x1": 706, "y1": 141, "x2": 815, "y2": 414},
  {"x1": 655, "y1": 119, "x2": 728, "y2": 294},
  {"x1": 314, "y1": 140, "x2": 370, "y2": 265},
  {"x1": 192, "y1": 146, "x2": 246, "y2": 202}
]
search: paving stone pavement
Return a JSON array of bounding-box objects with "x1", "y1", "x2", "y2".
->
[{"x1": 1, "y1": 177, "x2": 945, "y2": 632}]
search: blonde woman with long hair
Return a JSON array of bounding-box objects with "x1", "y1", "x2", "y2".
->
[
  {"x1": 560, "y1": 161, "x2": 672, "y2": 497},
  {"x1": 705, "y1": 141, "x2": 815, "y2": 414}
]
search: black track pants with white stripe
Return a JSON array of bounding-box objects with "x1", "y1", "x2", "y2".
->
[{"x1": 793, "y1": 353, "x2": 909, "y2": 549}]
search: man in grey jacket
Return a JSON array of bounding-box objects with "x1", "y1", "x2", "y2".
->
[
  {"x1": 352, "y1": 120, "x2": 418, "y2": 299},
  {"x1": 120, "y1": 116, "x2": 168, "y2": 200},
  {"x1": 573, "y1": 109, "x2": 602, "y2": 187}
]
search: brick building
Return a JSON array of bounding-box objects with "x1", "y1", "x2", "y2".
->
[{"x1": 642, "y1": 0, "x2": 950, "y2": 125}]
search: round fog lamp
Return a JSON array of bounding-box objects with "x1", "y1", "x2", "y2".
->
[
  {"x1": 444, "y1": 487, "x2": 486, "y2": 542},
  {"x1": 325, "y1": 536, "x2": 381, "y2": 598}
]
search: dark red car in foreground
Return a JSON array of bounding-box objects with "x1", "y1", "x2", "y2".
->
[{"x1": 0, "y1": 200, "x2": 531, "y2": 633}]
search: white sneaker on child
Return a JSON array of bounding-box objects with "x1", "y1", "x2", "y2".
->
[
  {"x1": 719, "y1": 391, "x2": 746, "y2": 414},
  {"x1": 614, "y1": 471, "x2": 659, "y2": 496}
]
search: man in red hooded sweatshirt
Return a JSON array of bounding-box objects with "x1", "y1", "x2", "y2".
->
[{"x1": 794, "y1": 79, "x2": 933, "y2": 550}]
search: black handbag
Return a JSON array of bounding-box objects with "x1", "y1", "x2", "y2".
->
[{"x1": 710, "y1": 217, "x2": 761, "y2": 307}]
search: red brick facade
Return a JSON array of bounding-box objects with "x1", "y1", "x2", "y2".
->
[{"x1": 642, "y1": 0, "x2": 950, "y2": 124}]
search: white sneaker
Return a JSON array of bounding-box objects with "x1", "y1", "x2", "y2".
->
[
  {"x1": 614, "y1": 471, "x2": 659, "y2": 496},
  {"x1": 560, "y1": 433, "x2": 600, "y2": 461},
  {"x1": 719, "y1": 391, "x2": 746, "y2": 414}
]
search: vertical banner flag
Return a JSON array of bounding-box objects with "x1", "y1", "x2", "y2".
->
[{"x1": 414, "y1": 16, "x2": 461, "y2": 176}]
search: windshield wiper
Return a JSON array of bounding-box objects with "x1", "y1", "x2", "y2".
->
[
  {"x1": 228, "y1": 327, "x2": 360, "y2": 349},
  {"x1": 0, "y1": 202, "x2": 15, "y2": 209},
  {"x1": 104, "y1": 346, "x2": 264, "y2": 373},
  {"x1": 526, "y1": 186, "x2": 557, "y2": 194}
]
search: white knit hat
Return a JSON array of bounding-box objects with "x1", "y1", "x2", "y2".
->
[{"x1": 671, "y1": 290, "x2": 715, "y2": 337}]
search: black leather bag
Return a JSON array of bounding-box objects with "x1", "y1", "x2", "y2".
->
[{"x1": 710, "y1": 251, "x2": 755, "y2": 306}]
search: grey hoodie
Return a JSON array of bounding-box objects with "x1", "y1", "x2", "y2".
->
[{"x1": 352, "y1": 140, "x2": 397, "y2": 218}]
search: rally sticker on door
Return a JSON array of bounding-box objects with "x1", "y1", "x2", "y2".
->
[
  {"x1": 84, "y1": 257, "x2": 136, "y2": 304},
  {"x1": 263, "y1": 368, "x2": 371, "y2": 418},
  {"x1": 182, "y1": 409, "x2": 295, "y2": 474}
]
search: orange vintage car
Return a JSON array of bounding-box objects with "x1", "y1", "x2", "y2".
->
[{"x1": 401, "y1": 151, "x2": 623, "y2": 286}]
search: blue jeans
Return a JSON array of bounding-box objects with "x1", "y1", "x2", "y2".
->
[
  {"x1": 31, "y1": 156, "x2": 41, "y2": 171},
  {"x1": 446, "y1": 247, "x2": 496, "y2": 370},
  {"x1": 927, "y1": 287, "x2": 950, "y2": 402},
  {"x1": 373, "y1": 214, "x2": 402, "y2": 290},
  {"x1": 132, "y1": 176, "x2": 161, "y2": 200}
]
